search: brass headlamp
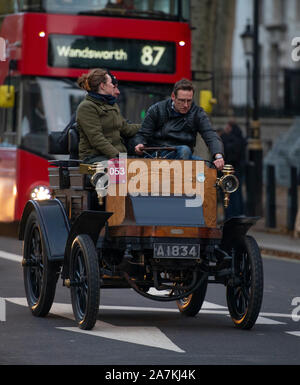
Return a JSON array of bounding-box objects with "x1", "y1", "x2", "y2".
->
[{"x1": 216, "y1": 164, "x2": 239, "y2": 208}]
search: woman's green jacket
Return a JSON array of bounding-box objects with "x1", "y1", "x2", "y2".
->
[{"x1": 76, "y1": 94, "x2": 140, "y2": 160}]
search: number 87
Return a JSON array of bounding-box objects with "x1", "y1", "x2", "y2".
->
[{"x1": 140, "y1": 45, "x2": 166, "y2": 66}]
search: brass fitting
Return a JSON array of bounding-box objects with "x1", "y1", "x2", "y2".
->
[
  {"x1": 79, "y1": 162, "x2": 109, "y2": 205},
  {"x1": 216, "y1": 164, "x2": 239, "y2": 208}
]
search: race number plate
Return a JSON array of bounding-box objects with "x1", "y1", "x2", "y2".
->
[
  {"x1": 153, "y1": 243, "x2": 200, "y2": 259},
  {"x1": 108, "y1": 158, "x2": 126, "y2": 184}
]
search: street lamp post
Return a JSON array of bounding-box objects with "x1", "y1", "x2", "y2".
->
[
  {"x1": 249, "y1": 0, "x2": 263, "y2": 217},
  {"x1": 240, "y1": 20, "x2": 253, "y2": 139},
  {"x1": 240, "y1": 1, "x2": 263, "y2": 217}
]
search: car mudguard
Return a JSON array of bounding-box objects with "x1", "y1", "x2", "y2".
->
[
  {"x1": 18, "y1": 199, "x2": 70, "y2": 262},
  {"x1": 62, "y1": 210, "x2": 112, "y2": 279},
  {"x1": 220, "y1": 216, "x2": 260, "y2": 250}
]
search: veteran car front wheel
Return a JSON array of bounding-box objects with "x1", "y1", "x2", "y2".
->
[
  {"x1": 226, "y1": 235, "x2": 263, "y2": 330},
  {"x1": 69, "y1": 234, "x2": 100, "y2": 330},
  {"x1": 23, "y1": 211, "x2": 59, "y2": 317}
]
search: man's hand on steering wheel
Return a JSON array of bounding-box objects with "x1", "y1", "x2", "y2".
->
[
  {"x1": 135, "y1": 143, "x2": 145, "y2": 155},
  {"x1": 213, "y1": 153, "x2": 225, "y2": 171}
]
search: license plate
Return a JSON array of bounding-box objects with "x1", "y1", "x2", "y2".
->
[{"x1": 153, "y1": 243, "x2": 200, "y2": 259}]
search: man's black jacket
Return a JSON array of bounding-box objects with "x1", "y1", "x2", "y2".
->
[{"x1": 135, "y1": 98, "x2": 224, "y2": 157}]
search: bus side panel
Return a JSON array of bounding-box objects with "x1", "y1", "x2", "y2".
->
[
  {"x1": 0, "y1": 148, "x2": 17, "y2": 222},
  {"x1": 15, "y1": 149, "x2": 49, "y2": 221}
]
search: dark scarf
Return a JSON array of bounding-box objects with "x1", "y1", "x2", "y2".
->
[{"x1": 88, "y1": 92, "x2": 116, "y2": 106}]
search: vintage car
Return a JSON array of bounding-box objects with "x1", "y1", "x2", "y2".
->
[{"x1": 18, "y1": 140, "x2": 263, "y2": 331}]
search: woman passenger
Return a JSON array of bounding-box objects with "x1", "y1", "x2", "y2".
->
[{"x1": 76, "y1": 68, "x2": 140, "y2": 163}]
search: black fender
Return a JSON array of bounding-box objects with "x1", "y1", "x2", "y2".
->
[
  {"x1": 62, "y1": 210, "x2": 112, "y2": 279},
  {"x1": 220, "y1": 216, "x2": 260, "y2": 250},
  {"x1": 18, "y1": 199, "x2": 70, "y2": 262}
]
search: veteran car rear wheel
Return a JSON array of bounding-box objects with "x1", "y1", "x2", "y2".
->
[
  {"x1": 226, "y1": 235, "x2": 263, "y2": 330},
  {"x1": 23, "y1": 211, "x2": 59, "y2": 317},
  {"x1": 69, "y1": 234, "x2": 100, "y2": 330},
  {"x1": 176, "y1": 275, "x2": 208, "y2": 317}
]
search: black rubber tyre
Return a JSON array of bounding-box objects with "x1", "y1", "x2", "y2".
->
[
  {"x1": 226, "y1": 235, "x2": 263, "y2": 330},
  {"x1": 23, "y1": 211, "x2": 59, "y2": 317},
  {"x1": 176, "y1": 276, "x2": 208, "y2": 317},
  {"x1": 69, "y1": 234, "x2": 100, "y2": 330}
]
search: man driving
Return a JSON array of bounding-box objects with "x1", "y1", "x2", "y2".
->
[{"x1": 134, "y1": 78, "x2": 224, "y2": 170}]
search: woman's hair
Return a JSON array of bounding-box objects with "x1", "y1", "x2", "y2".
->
[{"x1": 77, "y1": 68, "x2": 108, "y2": 92}]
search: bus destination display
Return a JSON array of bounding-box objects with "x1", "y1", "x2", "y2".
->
[{"x1": 48, "y1": 34, "x2": 176, "y2": 73}]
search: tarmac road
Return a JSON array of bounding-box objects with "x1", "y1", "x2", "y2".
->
[{"x1": 0, "y1": 226, "x2": 300, "y2": 368}]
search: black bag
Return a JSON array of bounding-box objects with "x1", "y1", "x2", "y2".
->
[
  {"x1": 48, "y1": 113, "x2": 78, "y2": 157},
  {"x1": 58, "y1": 113, "x2": 76, "y2": 153}
]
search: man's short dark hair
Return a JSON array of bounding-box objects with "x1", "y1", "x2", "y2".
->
[{"x1": 173, "y1": 78, "x2": 195, "y2": 96}]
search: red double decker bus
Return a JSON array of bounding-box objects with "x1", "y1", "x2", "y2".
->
[{"x1": 0, "y1": 0, "x2": 191, "y2": 222}]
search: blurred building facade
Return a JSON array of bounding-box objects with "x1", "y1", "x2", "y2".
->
[
  {"x1": 191, "y1": 0, "x2": 300, "y2": 158},
  {"x1": 231, "y1": 0, "x2": 300, "y2": 118}
]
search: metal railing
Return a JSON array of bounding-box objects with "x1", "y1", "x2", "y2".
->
[{"x1": 210, "y1": 69, "x2": 299, "y2": 118}]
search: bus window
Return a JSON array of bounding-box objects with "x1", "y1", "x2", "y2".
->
[
  {"x1": 0, "y1": 78, "x2": 19, "y2": 147},
  {"x1": 117, "y1": 82, "x2": 172, "y2": 123},
  {"x1": 38, "y1": 77, "x2": 84, "y2": 132},
  {"x1": 134, "y1": 0, "x2": 182, "y2": 17},
  {"x1": 19, "y1": 0, "x2": 190, "y2": 21},
  {"x1": 20, "y1": 0, "x2": 42, "y2": 12},
  {"x1": 19, "y1": 77, "x2": 171, "y2": 156},
  {"x1": 21, "y1": 77, "x2": 84, "y2": 157},
  {"x1": 21, "y1": 78, "x2": 48, "y2": 156}
]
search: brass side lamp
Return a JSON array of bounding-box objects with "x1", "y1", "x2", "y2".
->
[{"x1": 216, "y1": 164, "x2": 239, "y2": 208}]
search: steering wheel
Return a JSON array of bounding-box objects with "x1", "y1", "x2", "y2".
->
[
  {"x1": 142, "y1": 146, "x2": 177, "y2": 159},
  {"x1": 141, "y1": 146, "x2": 216, "y2": 167}
]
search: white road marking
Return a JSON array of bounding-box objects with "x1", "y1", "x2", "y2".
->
[
  {"x1": 138, "y1": 288, "x2": 226, "y2": 309},
  {"x1": 254, "y1": 316, "x2": 285, "y2": 325},
  {"x1": 6, "y1": 296, "x2": 225, "y2": 312},
  {"x1": 202, "y1": 301, "x2": 227, "y2": 309},
  {"x1": 5, "y1": 297, "x2": 292, "y2": 325},
  {"x1": 4, "y1": 297, "x2": 294, "y2": 320},
  {"x1": 5, "y1": 298, "x2": 184, "y2": 353},
  {"x1": 0, "y1": 251, "x2": 22, "y2": 263},
  {"x1": 6, "y1": 297, "x2": 300, "y2": 347},
  {"x1": 1, "y1": 252, "x2": 297, "y2": 334},
  {"x1": 224, "y1": 313, "x2": 286, "y2": 325},
  {"x1": 285, "y1": 332, "x2": 300, "y2": 337},
  {"x1": 58, "y1": 323, "x2": 185, "y2": 353},
  {"x1": 5, "y1": 297, "x2": 27, "y2": 307},
  {"x1": 101, "y1": 302, "x2": 226, "y2": 313}
]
